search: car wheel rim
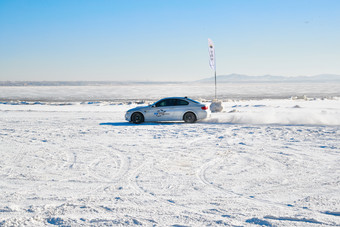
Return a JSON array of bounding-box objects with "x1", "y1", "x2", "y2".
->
[
  {"x1": 133, "y1": 113, "x2": 143, "y2": 123},
  {"x1": 185, "y1": 113, "x2": 195, "y2": 123}
]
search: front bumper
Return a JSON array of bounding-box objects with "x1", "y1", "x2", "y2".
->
[{"x1": 125, "y1": 112, "x2": 131, "y2": 122}]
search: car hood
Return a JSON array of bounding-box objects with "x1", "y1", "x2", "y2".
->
[{"x1": 127, "y1": 105, "x2": 149, "y2": 112}]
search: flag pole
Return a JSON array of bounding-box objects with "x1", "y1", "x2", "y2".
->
[
  {"x1": 214, "y1": 69, "x2": 217, "y2": 100},
  {"x1": 214, "y1": 50, "x2": 217, "y2": 100}
]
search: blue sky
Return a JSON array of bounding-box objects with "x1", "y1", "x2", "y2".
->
[{"x1": 0, "y1": 0, "x2": 339, "y2": 81}]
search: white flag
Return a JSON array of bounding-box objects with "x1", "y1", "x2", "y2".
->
[{"x1": 208, "y1": 38, "x2": 215, "y2": 71}]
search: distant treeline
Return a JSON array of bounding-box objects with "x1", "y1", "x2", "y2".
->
[{"x1": 0, "y1": 81, "x2": 185, "y2": 86}]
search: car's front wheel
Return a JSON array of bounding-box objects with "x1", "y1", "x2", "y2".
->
[
  {"x1": 183, "y1": 112, "x2": 196, "y2": 123},
  {"x1": 131, "y1": 112, "x2": 144, "y2": 124}
]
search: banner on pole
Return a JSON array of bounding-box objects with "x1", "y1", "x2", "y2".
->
[{"x1": 208, "y1": 38, "x2": 215, "y2": 71}]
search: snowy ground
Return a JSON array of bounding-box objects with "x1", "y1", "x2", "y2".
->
[{"x1": 1, "y1": 97, "x2": 339, "y2": 226}]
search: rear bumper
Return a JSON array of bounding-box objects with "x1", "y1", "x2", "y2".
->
[{"x1": 197, "y1": 110, "x2": 211, "y2": 120}]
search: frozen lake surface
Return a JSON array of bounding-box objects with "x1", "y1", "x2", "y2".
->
[
  {"x1": 1, "y1": 96, "x2": 340, "y2": 226},
  {"x1": 1, "y1": 82, "x2": 340, "y2": 102}
]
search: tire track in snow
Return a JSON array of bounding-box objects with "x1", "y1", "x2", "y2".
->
[
  {"x1": 197, "y1": 126, "x2": 338, "y2": 225},
  {"x1": 127, "y1": 157, "x2": 233, "y2": 225},
  {"x1": 86, "y1": 145, "x2": 130, "y2": 184},
  {"x1": 125, "y1": 125, "x2": 237, "y2": 224},
  {"x1": 2, "y1": 142, "x2": 70, "y2": 182},
  {"x1": 197, "y1": 146, "x2": 338, "y2": 225}
]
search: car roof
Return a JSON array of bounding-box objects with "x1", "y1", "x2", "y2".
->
[
  {"x1": 160, "y1": 97, "x2": 189, "y2": 100},
  {"x1": 157, "y1": 97, "x2": 200, "y2": 104}
]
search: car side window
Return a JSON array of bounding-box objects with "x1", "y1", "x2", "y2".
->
[
  {"x1": 176, "y1": 99, "x2": 189, "y2": 106},
  {"x1": 155, "y1": 99, "x2": 176, "y2": 107},
  {"x1": 155, "y1": 100, "x2": 166, "y2": 107},
  {"x1": 166, "y1": 99, "x2": 176, "y2": 106}
]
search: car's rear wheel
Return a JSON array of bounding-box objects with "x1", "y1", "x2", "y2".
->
[
  {"x1": 131, "y1": 112, "x2": 144, "y2": 124},
  {"x1": 183, "y1": 112, "x2": 196, "y2": 123}
]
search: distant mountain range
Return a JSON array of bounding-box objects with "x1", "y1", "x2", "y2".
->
[{"x1": 198, "y1": 74, "x2": 340, "y2": 83}]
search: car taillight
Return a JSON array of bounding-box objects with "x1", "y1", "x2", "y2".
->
[{"x1": 201, "y1": 106, "x2": 208, "y2": 110}]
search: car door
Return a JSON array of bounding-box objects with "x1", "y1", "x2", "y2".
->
[
  {"x1": 149, "y1": 99, "x2": 177, "y2": 121},
  {"x1": 171, "y1": 99, "x2": 189, "y2": 120}
]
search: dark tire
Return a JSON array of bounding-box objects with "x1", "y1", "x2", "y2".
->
[
  {"x1": 131, "y1": 112, "x2": 144, "y2": 124},
  {"x1": 183, "y1": 112, "x2": 196, "y2": 123}
]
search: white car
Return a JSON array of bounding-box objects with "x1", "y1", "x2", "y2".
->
[{"x1": 125, "y1": 97, "x2": 210, "y2": 124}]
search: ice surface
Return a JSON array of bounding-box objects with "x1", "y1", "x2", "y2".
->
[
  {"x1": 1, "y1": 97, "x2": 340, "y2": 226},
  {"x1": 1, "y1": 82, "x2": 340, "y2": 101}
]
